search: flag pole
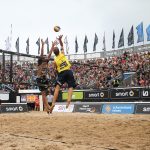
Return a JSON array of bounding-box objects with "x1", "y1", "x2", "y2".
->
[
  {"x1": 10, "y1": 24, "x2": 12, "y2": 51},
  {"x1": 143, "y1": 22, "x2": 145, "y2": 47},
  {"x1": 133, "y1": 25, "x2": 135, "y2": 52},
  {"x1": 133, "y1": 42, "x2": 135, "y2": 53},
  {"x1": 140, "y1": 22, "x2": 145, "y2": 52}
]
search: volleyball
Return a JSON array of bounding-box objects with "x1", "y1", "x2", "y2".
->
[{"x1": 54, "y1": 26, "x2": 61, "y2": 32}]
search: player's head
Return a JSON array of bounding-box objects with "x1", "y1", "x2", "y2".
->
[
  {"x1": 38, "y1": 55, "x2": 47, "y2": 65},
  {"x1": 53, "y1": 47, "x2": 59, "y2": 56}
]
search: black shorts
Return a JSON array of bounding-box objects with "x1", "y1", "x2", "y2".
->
[
  {"x1": 56, "y1": 70, "x2": 76, "y2": 88},
  {"x1": 36, "y1": 77, "x2": 50, "y2": 92}
]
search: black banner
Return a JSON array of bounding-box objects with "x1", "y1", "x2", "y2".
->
[
  {"x1": 141, "y1": 89, "x2": 150, "y2": 99},
  {"x1": 110, "y1": 89, "x2": 140, "y2": 99},
  {"x1": 74, "y1": 104, "x2": 102, "y2": 113},
  {"x1": 1, "y1": 103, "x2": 28, "y2": 113},
  {"x1": 84, "y1": 90, "x2": 109, "y2": 99},
  {"x1": 135, "y1": 104, "x2": 150, "y2": 114}
]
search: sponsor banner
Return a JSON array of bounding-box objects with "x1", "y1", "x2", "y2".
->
[
  {"x1": 62, "y1": 91, "x2": 83, "y2": 100},
  {"x1": 102, "y1": 104, "x2": 135, "y2": 114},
  {"x1": 74, "y1": 104, "x2": 102, "y2": 113},
  {"x1": 1, "y1": 103, "x2": 28, "y2": 113},
  {"x1": 141, "y1": 89, "x2": 150, "y2": 99},
  {"x1": 21, "y1": 94, "x2": 39, "y2": 103},
  {"x1": 135, "y1": 104, "x2": 150, "y2": 114},
  {"x1": 110, "y1": 89, "x2": 140, "y2": 99},
  {"x1": 0, "y1": 93, "x2": 9, "y2": 101},
  {"x1": 53, "y1": 104, "x2": 74, "y2": 113},
  {"x1": 84, "y1": 90, "x2": 109, "y2": 99}
]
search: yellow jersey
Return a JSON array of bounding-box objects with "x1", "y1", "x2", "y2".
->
[{"x1": 54, "y1": 53, "x2": 71, "y2": 73}]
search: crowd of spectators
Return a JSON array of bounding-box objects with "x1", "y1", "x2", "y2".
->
[
  {"x1": 72, "y1": 51, "x2": 150, "y2": 89},
  {"x1": 0, "y1": 51, "x2": 149, "y2": 91}
]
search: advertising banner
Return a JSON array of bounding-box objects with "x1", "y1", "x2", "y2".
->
[
  {"x1": 62, "y1": 91, "x2": 83, "y2": 100},
  {"x1": 53, "y1": 104, "x2": 74, "y2": 113},
  {"x1": 0, "y1": 92, "x2": 9, "y2": 101},
  {"x1": 110, "y1": 89, "x2": 140, "y2": 99},
  {"x1": 141, "y1": 89, "x2": 150, "y2": 99},
  {"x1": 74, "y1": 104, "x2": 102, "y2": 113},
  {"x1": 84, "y1": 90, "x2": 109, "y2": 99},
  {"x1": 21, "y1": 94, "x2": 39, "y2": 103},
  {"x1": 1, "y1": 103, "x2": 28, "y2": 113},
  {"x1": 135, "y1": 104, "x2": 150, "y2": 114},
  {"x1": 102, "y1": 103, "x2": 135, "y2": 114}
]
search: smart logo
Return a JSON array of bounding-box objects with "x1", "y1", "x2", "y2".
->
[{"x1": 135, "y1": 104, "x2": 150, "y2": 114}]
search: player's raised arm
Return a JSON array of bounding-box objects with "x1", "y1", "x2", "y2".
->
[
  {"x1": 57, "y1": 35, "x2": 64, "y2": 54},
  {"x1": 40, "y1": 39, "x2": 45, "y2": 57},
  {"x1": 48, "y1": 40, "x2": 58, "y2": 59}
]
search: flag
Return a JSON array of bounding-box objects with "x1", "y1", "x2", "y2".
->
[
  {"x1": 118, "y1": 28, "x2": 124, "y2": 48},
  {"x1": 102, "y1": 33, "x2": 106, "y2": 51},
  {"x1": 146, "y1": 24, "x2": 150, "y2": 41},
  {"x1": 128, "y1": 25, "x2": 134, "y2": 46},
  {"x1": 5, "y1": 24, "x2": 13, "y2": 51},
  {"x1": 26, "y1": 38, "x2": 29, "y2": 54},
  {"x1": 93, "y1": 33, "x2": 98, "y2": 51},
  {"x1": 136, "y1": 22, "x2": 144, "y2": 43},
  {"x1": 83, "y1": 35, "x2": 88, "y2": 53},
  {"x1": 45, "y1": 37, "x2": 49, "y2": 54},
  {"x1": 36, "y1": 38, "x2": 40, "y2": 54},
  {"x1": 112, "y1": 30, "x2": 115, "y2": 49},
  {"x1": 5, "y1": 37, "x2": 11, "y2": 51},
  {"x1": 75, "y1": 36, "x2": 78, "y2": 53},
  {"x1": 64, "y1": 36, "x2": 69, "y2": 54},
  {"x1": 15, "y1": 37, "x2": 19, "y2": 53},
  {"x1": 10, "y1": 24, "x2": 12, "y2": 42}
]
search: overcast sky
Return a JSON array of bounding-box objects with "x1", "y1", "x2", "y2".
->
[{"x1": 0, "y1": 0, "x2": 150, "y2": 55}]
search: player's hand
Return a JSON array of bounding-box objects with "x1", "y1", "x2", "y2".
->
[
  {"x1": 57, "y1": 35, "x2": 63, "y2": 41},
  {"x1": 41, "y1": 39, "x2": 45, "y2": 45},
  {"x1": 57, "y1": 35, "x2": 63, "y2": 44},
  {"x1": 52, "y1": 40, "x2": 58, "y2": 48},
  {"x1": 57, "y1": 35, "x2": 63, "y2": 47}
]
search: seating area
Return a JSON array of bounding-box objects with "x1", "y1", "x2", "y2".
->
[{"x1": 0, "y1": 51, "x2": 149, "y2": 91}]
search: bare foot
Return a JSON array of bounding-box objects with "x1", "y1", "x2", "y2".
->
[
  {"x1": 44, "y1": 107, "x2": 51, "y2": 114},
  {"x1": 49, "y1": 104, "x2": 55, "y2": 113},
  {"x1": 66, "y1": 101, "x2": 71, "y2": 109}
]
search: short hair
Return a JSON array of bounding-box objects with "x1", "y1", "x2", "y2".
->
[
  {"x1": 38, "y1": 56, "x2": 48, "y2": 66},
  {"x1": 53, "y1": 47, "x2": 59, "y2": 56}
]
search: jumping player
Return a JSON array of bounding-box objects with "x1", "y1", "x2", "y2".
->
[
  {"x1": 50, "y1": 35, "x2": 76, "y2": 113},
  {"x1": 36, "y1": 39, "x2": 57, "y2": 113}
]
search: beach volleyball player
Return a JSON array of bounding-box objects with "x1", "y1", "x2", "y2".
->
[
  {"x1": 50, "y1": 35, "x2": 76, "y2": 113},
  {"x1": 36, "y1": 39, "x2": 57, "y2": 113}
]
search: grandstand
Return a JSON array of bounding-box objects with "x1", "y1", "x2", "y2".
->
[
  {"x1": 0, "y1": 43, "x2": 149, "y2": 110},
  {"x1": 0, "y1": 44, "x2": 149, "y2": 91}
]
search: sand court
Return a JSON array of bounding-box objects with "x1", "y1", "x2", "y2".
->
[{"x1": 0, "y1": 112, "x2": 150, "y2": 150}]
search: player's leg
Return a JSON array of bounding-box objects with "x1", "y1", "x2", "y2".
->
[
  {"x1": 66, "y1": 87, "x2": 73, "y2": 108},
  {"x1": 49, "y1": 73, "x2": 65, "y2": 113},
  {"x1": 49, "y1": 84, "x2": 60, "y2": 113},
  {"x1": 41, "y1": 91, "x2": 51, "y2": 112},
  {"x1": 66, "y1": 70, "x2": 76, "y2": 108}
]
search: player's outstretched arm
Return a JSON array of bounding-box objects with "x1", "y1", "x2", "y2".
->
[
  {"x1": 48, "y1": 40, "x2": 58, "y2": 59},
  {"x1": 40, "y1": 39, "x2": 45, "y2": 57},
  {"x1": 57, "y1": 35, "x2": 64, "y2": 54}
]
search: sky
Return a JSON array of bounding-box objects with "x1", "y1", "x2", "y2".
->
[{"x1": 0, "y1": 0, "x2": 150, "y2": 56}]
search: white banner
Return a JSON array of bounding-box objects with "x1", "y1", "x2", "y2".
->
[
  {"x1": 0, "y1": 93, "x2": 9, "y2": 100},
  {"x1": 53, "y1": 104, "x2": 74, "y2": 113}
]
